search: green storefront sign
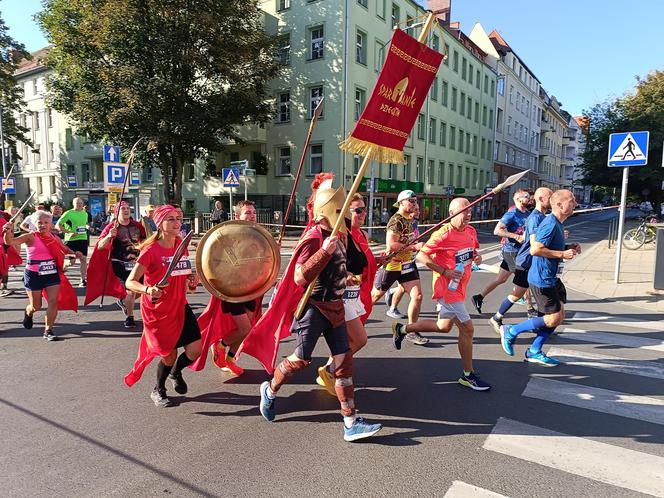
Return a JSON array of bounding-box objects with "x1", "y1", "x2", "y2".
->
[{"x1": 359, "y1": 178, "x2": 424, "y2": 194}]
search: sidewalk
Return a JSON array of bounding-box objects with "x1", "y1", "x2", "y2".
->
[{"x1": 565, "y1": 239, "x2": 663, "y2": 313}]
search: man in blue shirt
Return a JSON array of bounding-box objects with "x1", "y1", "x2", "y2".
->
[
  {"x1": 472, "y1": 189, "x2": 530, "y2": 313},
  {"x1": 489, "y1": 187, "x2": 552, "y2": 333},
  {"x1": 499, "y1": 189, "x2": 581, "y2": 366}
]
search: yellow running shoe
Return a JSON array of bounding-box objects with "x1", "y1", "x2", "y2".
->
[{"x1": 317, "y1": 365, "x2": 337, "y2": 396}]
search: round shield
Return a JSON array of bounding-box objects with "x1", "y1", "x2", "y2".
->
[{"x1": 196, "y1": 220, "x2": 281, "y2": 303}]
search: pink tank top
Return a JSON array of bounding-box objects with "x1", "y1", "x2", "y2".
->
[{"x1": 26, "y1": 233, "x2": 54, "y2": 272}]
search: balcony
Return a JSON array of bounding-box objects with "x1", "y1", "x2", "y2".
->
[{"x1": 83, "y1": 181, "x2": 104, "y2": 190}]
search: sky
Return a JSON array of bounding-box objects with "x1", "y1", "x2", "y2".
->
[{"x1": 3, "y1": 0, "x2": 664, "y2": 117}]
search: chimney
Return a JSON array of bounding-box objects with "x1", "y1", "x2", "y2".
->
[{"x1": 428, "y1": 0, "x2": 451, "y2": 25}]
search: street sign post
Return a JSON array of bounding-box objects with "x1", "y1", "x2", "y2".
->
[
  {"x1": 609, "y1": 131, "x2": 650, "y2": 283},
  {"x1": 0, "y1": 176, "x2": 16, "y2": 194},
  {"x1": 230, "y1": 160, "x2": 250, "y2": 201},
  {"x1": 67, "y1": 175, "x2": 77, "y2": 188},
  {"x1": 103, "y1": 162, "x2": 128, "y2": 193}
]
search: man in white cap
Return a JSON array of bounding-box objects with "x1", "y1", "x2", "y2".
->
[{"x1": 371, "y1": 190, "x2": 426, "y2": 346}]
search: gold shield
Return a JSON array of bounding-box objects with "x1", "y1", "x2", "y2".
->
[{"x1": 196, "y1": 220, "x2": 281, "y2": 302}]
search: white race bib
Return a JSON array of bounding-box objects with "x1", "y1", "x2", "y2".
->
[
  {"x1": 556, "y1": 261, "x2": 566, "y2": 278},
  {"x1": 169, "y1": 257, "x2": 193, "y2": 276},
  {"x1": 38, "y1": 260, "x2": 57, "y2": 276},
  {"x1": 124, "y1": 261, "x2": 136, "y2": 271},
  {"x1": 76, "y1": 226, "x2": 87, "y2": 234}
]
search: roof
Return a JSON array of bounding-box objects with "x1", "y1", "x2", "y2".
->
[
  {"x1": 15, "y1": 47, "x2": 51, "y2": 77},
  {"x1": 487, "y1": 29, "x2": 541, "y2": 84}
]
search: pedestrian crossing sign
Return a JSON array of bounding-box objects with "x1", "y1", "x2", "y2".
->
[
  {"x1": 222, "y1": 167, "x2": 240, "y2": 187},
  {"x1": 607, "y1": 131, "x2": 649, "y2": 167}
]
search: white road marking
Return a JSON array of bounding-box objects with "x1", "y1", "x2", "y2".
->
[
  {"x1": 567, "y1": 314, "x2": 664, "y2": 332},
  {"x1": 522, "y1": 377, "x2": 664, "y2": 425},
  {"x1": 443, "y1": 481, "x2": 508, "y2": 498},
  {"x1": 559, "y1": 327, "x2": 664, "y2": 351},
  {"x1": 484, "y1": 417, "x2": 664, "y2": 498},
  {"x1": 547, "y1": 346, "x2": 664, "y2": 380}
]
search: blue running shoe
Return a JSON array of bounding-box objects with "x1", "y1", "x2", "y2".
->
[
  {"x1": 499, "y1": 324, "x2": 515, "y2": 356},
  {"x1": 516, "y1": 297, "x2": 526, "y2": 306},
  {"x1": 391, "y1": 322, "x2": 406, "y2": 350},
  {"x1": 458, "y1": 372, "x2": 491, "y2": 391},
  {"x1": 525, "y1": 350, "x2": 561, "y2": 367},
  {"x1": 259, "y1": 381, "x2": 276, "y2": 421},
  {"x1": 343, "y1": 417, "x2": 382, "y2": 442}
]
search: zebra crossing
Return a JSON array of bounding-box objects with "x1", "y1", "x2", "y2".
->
[{"x1": 445, "y1": 316, "x2": 664, "y2": 498}]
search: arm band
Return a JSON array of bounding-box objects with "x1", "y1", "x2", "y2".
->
[{"x1": 299, "y1": 248, "x2": 333, "y2": 284}]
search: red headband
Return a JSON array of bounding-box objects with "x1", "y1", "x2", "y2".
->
[{"x1": 153, "y1": 205, "x2": 179, "y2": 228}]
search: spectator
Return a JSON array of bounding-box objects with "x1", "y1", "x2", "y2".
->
[
  {"x1": 380, "y1": 208, "x2": 389, "y2": 225},
  {"x1": 210, "y1": 200, "x2": 225, "y2": 224},
  {"x1": 143, "y1": 204, "x2": 157, "y2": 232},
  {"x1": 20, "y1": 203, "x2": 46, "y2": 233}
]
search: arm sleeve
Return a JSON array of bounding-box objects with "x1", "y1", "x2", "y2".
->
[
  {"x1": 136, "y1": 247, "x2": 153, "y2": 271},
  {"x1": 57, "y1": 211, "x2": 71, "y2": 226},
  {"x1": 499, "y1": 211, "x2": 513, "y2": 228},
  {"x1": 295, "y1": 237, "x2": 322, "y2": 266},
  {"x1": 421, "y1": 227, "x2": 445, "y2": 256},
  {"x1": 535, "y1": 219, "x2": 555, "y2": 246}
]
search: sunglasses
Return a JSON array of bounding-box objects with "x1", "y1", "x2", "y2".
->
[
  {"x1": 405, "y1": 198, "x2": 418, "y2": 204},
  {"x1": 350, "y1": 207, "x2": 366, "y2": 214}
]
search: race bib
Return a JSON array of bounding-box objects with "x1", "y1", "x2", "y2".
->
[
  {"x1": 343, "y1": 289, "x2": 360, "y2": 300},
  {"x1": 169, "y1": 257, "x2": 193, "y2": 276},
  {"x1": 38, "y1": 260, "x2": 57, "y2": 276},
  {"x1": 401, "y1": 262, "x2": 416, "y2": 274},
  {"x1": 455, "y1": 248, "x2": 474, "y2": 267},
  {"x1": 556, "y1": 261, "x2": 566, "y2": 278},
  {"x1": 124, "y1": 261, "x2": 136, "y2": 271},
  {"x1": 76, "y1": 226, "x2": 87, "y2": 234}
]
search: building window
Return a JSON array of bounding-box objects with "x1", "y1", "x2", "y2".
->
[
  {"x1": 461, "y1": 57, "x2": 467, "y2": 80},
  {"x1": 482, "y1": 106, "x2": 488, "y2": 127},
  {"x1": 377, "y1": 0, "x2": 386, "y2": 19},
  {"x1": 33, "y1": 112, "x2": 39, "y2": 131},
  {"x1": 484, "y1": 75, "x2": 489, "y2": 93},
  {"x1": 310, "y1": 143, "x2": 323, "y2": 175},
  {"x1": 429, "y1": 118, "x2": 436, "y2": 144},
  {"x1": 493, "y1": 141, "x2": 499, "y2": 161},
  {"x1": 476, "y1": 70, "x2": 481, "y2": 89},
  {"x1": 466, "y1": 97, "x2": 472, "y2": 119},
  {"x1": 465, "y1": 132, "x2": 470, "y2": 154},
  {"x1": 278, "y1": 33, "x2": 290, "y2": 65},
  {"x1": 465, "y1": 167, "x2": 470, "y2": 188},
  {"x1": 388, "y1": 163, "x2": 396, "y2": 179},
  {"x1": 438, "y1": 161, "x2": 445, "y2": 185},
  {"x1": 443, "y1": 43, "x2": 449, "y2": 65},
  {"x1": 357, "y1": 0, "x2": 368, "y2": 8},
  {"x1": 430, "y1": 76, "x2": 438, "y2": 101},
  {"x1": 37, "y1": 177, "x2": 43, "y2": 195},
  {"x1": 310, "y1": 86, "x2": 324, "y2": 118},
  {"x1": 460, "y1": 92, "x2": 466, "y2": 116},
  {"x1": 65, "y1": 128, "x2": 73, "y2": 151},
  {"x1": 472, "y1": 135, "x2": 478, "y2": 156},
  {"x1": 416, "y1": 157, "x2": 423, "y2": 182},
  {"x1": 452, "y1": 51, "x2": 459, "y2": 72},
  {"x1": 432, "y1": 34, "x2": 439, "y2": 52},
  {"x1": 427, "y1": 159, "x2": 434, "y2": 185},
  {"x1": 457, "y1": 165, "x2": 462, "y2": 187},
  {"x1": 32, "y1": 78, "x2": 38, "y2": 95},
  {"x1": 186, "y1": 163, "x2": 195, "y2": 181},
  {"x1": 405, "y1": 16, "x2": 414, "y2": 37},
  {"x1": 447, "y1": 163, "x2": 453, "y2": 185},
  {"x1": 481, "y1": 138, "x2": 486, "y2": 159},
  {"x1": 277, "y1": 0, "x2": 290, "y2": 11},
  {"x1": 47, "y1": 109, "x2": 53, "y2": 128},
  {"x1": 469, "y1": 63, "x2": 474, "y2": 85},
  {"x1": 473, "y1": 168, "x2": 478, "y2": 189},
  {"x1": 449, "y1": 126, "x2": 456, "y2": 150},
  {"x1": 391, "y1": 3, "x2": 400, "y2": 28},
  {"x1": 356, "y1": 30, "x2": 367, "y2": 65},
  {"x1": 516, "y1": 91, "x2": 521, "y2": 111},
  {"x1": 509, "y1": 85, "x2": 514, "y2": 104},
  {"x1": 441, "y1": 80, "x2": 448, "y2": 106},
  {"x1": 277, "y1": 91, "x2": 290, "y2": 123},
  {"x1": 277, "y1": 147, "x2": 291, "y2": 176},
  {"x1": 353, "y1": 155, "x2": 360, "y2": 175},
  {"x1": 489, "y1": 109, "x2": 494, "y2": 129},
  {"x1": 310, "y1": 25, "x2": 324, "y2": 60},
  {"x1": 416, "y1": 113, "x2": 425, "y2": 140},
  {"x1": 404, "y1": 154, "x2": 411, "y2": 181},
  {"x1": 82, "y1": 163, "x2": 90, "y2": 183},
  {"x1": 496, "y1": 78, "x2": 503, "y2": 96},
  {"x1": 451, "y1": 87, "x2": 457, "y2": 111},
  {"x1": 507, "y1": 116, "x2": 512, "y2": 135},
  {"x1": 440, "y1": 122, "x2": 447, "y2": 147},
  {"x1": 474, "y1": 102, "x2": 479, "y2": 123},
  {"x1": 459, "y1": 129, "x2": 464, "y2": 152},
  {"x1": 375, "y1": 41, "x2": 385, "y2": 71},
  {"x1": 354, "y1": 87, "x2": 366, "y2": 120},
  {"x1": 48, "y1": 142, "x2": 54, "y2": 162}
]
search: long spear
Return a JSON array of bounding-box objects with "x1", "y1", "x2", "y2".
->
[
  {"x1": 382, "y1": 169, "x2": 532, "y2": 264},
  {"x1": 294, "y1": 12, "x2": 439, "y2": 320},
  {"x1": 8, "y1": 190, "x2": 36, "y2": 224},
  {"x1": 98, "y1": 138, "x2": 144, "y2": 308},
  {"x1": 277, "y1": 97, "x2": 324, "y2": 246}
]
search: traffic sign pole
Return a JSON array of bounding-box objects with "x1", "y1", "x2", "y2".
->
[{"x1": 614, "y1": 167, "x2": 629, "y2": 283}]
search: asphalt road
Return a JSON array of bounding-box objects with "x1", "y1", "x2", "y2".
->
[{"x1": 1, "y1": 209, "x2": 663, "y2": 497}]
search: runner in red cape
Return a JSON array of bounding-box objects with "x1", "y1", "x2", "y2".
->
[
  {"x1": 2, "y1": 210, "x2": 80, "y2": 341},
  {"x1": 193, "y1": 200, "x2": 263, "y2": 376},
  {"x1": 0, "y1": 215, "x2": 21, "y2": 296},
  {"x1": 123, "y1": 205, "x2": 203, "y2": 408},
  {"x1": 88, "y1": 201, "x2": 146, "y2": 329}
]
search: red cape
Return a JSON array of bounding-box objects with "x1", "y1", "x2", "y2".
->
[
  {"x1": 84, "y1": 220, "x2": 145, "y2": 305},
  {"x1": 351, "y1": 227, "x2": 377, "y2": 324},
  {"x1": 189, "y1": 295, "x2": 263, "y2": 371},
  {"x1": 0, "y1": 218, "x2": 22, "y2": 274},
  {"x1": 237, "y1": 226, "x2": 323, "y2": 374},
  {"x1": 34, "y1": 232, "x2": 78, "y2": 312}
]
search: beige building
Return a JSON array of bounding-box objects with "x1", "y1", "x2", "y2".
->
[{"x1": 538, "y1": 88, "x2": 566, "y2": 190}]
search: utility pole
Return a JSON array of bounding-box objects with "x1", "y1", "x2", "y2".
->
[{"x1": 0, "y1": 104, "x2": 7, "y2": 177}]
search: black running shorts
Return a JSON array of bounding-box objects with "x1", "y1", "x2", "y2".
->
[
  {"x1": 512, "y1": 267, "x2": 529, "y2": 289},
  {"x1": 530, "y1": 280, "x2": 567, "y2": 314}
]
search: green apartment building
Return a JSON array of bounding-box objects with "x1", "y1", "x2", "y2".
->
[{"x1": 196, "y1": 0, "x2": 497, "y2": 222}]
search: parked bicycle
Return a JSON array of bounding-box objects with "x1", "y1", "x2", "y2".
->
[{"x1": 622, "y1": 216, "x2": 659, "y2": 250}]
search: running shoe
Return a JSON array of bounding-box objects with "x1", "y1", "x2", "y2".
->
[
  {"x1": 384, "y1": 287, "x2": 394, "y2": 309},
  {"x1": 516, "y1": 297, "x2": 527, "y2": 306},
  {"x1": 343, "y1": 417, "x2": 382, "y2": 442},
  {"x1": 499, "y1": 324, "x2": 515, "y2": 356},
  {"x1": 23, "y1": 311, "x2": 33, "y2": 330},
  {"x1": 222, "y1": 357, "x2": 244, "y2": 376},
  {"x1": 458, "y1": 372, "x2": 491, "y2": 391},
  {"x1": 78, "y1": 279, "x2": 87, "y2": 288},
  {"x1": 316, "y1": 365, "x2": 337, "y2": 396},
  {"x1": 150, "y1": 387, "x2": 173, "y2": 408},
  {"x1": 259, "y1": 381, "x2": 276, "y2": 422},
  {"x1": 0, "y1": 289, "x2": 13, "y2": 297},
  {"x1": 488, "y1": 316, "x2": 503, "y2": 335},
  {"x1": 43, "y1": 329, "x2": 59, "y2": 341},
  {"x1": 526, "y1": 308, "x2": 539, "y2": 319},
  {"x1": 525, "y1": 349, "x2": 561, "y2": 366},
  {"x1": 124, "y1": 316, "x2": 136, "y2": 329},
  {"x1": 406, "y1": 332, "x2": 429, "y2": 345},
  {"x1": 169, "y1": 372, "x2": 188, "y2": 394},
  {"x1": 386, "y1": 308, "x2": 406, "y2": 319},
  {"x1": 116, "y1": 298, "x2": 127, "y2": 315},
  {"x1": 471, "y1": 294, "x2": 484, "y2": 314},
  {"x1": 391, "y1": 322, "x2": 406, "y2": 350},
  {"x1": 211, "y1": 343, "x2": 227, "y2": 369}
]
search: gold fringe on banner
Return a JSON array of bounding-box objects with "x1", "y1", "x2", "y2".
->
[{"x1": 339, "y1": 136, "x2": 405, "y2": 165}]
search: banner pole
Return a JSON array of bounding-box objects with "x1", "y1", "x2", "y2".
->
[
  {"x1": 295, "y1": 150, "x2": 373, "y2": 319},
  {"x1": 417, "y1": 11, "x2": 437, "y2": 43}
]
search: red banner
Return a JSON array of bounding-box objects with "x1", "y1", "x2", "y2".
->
[{"x1": 340, "y1": 28, "x2": 444, "y2": 164}]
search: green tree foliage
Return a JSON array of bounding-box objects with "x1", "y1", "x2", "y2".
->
[
  {"x1": 581, "y1": 70, "x2": 664, "y2": 208},
  {"x1": 38, "y1": 0, "x2": 281, "y2": 204},
  {"x1": 0, "y1": 14, "x2": 32, "y2": 160}
]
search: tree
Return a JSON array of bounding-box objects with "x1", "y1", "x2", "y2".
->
[
  {"x1": 0, "y1": 14, "x2": 32, "y2": 165},
  {"x1": 581, "y1": 70, "x2": 664, "y2": 209},
  {"x1": 38, "y1": 0, "x2": 281, "y2": 204}
]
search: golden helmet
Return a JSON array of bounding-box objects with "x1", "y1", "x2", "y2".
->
[{"x1": 313, "y1": 186, "x2": 348, "y2": 233}]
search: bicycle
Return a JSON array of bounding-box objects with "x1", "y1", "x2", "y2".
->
[{"x1": 622, "y1": 216, "x2": 659, "y2": 250}]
